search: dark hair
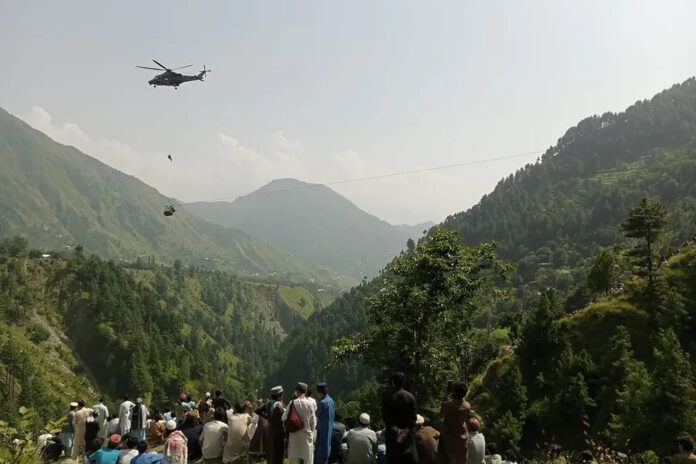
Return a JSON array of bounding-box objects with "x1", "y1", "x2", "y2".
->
[
  {"x1": 77, "y1": 400, "x2": 86, "y2": 407},
  {"x1": 137, "y1": 440, "x2": 148, "y2": 454},
  {"x1": 391, "y1": 372, "x2": 405, "y2": 388},
  {"x1": 307, "y1": 389, "x2": 313, "y2": 397},
  {"x1": 466, "y1": 417, "x2": 480, "y2": 432},
  {"x1": 335, "y1": 411, "x2": 343, "y2": 422},
  {"x1": 233, "y1": 403, "x2": 245, "y2": 414},
  {"x1": 99, "y1": 397, "x2": 105, "y2": 403},
  {"x1": 123, "y1": 394, "x2": 129, "y2": 400},
  {"x1": 214, "y1": 390, "x2": 222, "y2": 397},
  {"x1": 92, "y1": 438, "x2": 105, "y2": 450},
  {"x1": 453, "y1": 381, "x2": 468, "y2": 400},
  {"x1": 107, "y1": 439, "x2": 119, "y2": 449},
  {"x1": 317, "y1": 384, "x2": 328, "y2": 395},
  {"x1": 678, "y1": 436, "x2": 694, "y2": 452},
  {"x1": 271, "y1": 392, "x2": 283, "y2": 400},
  {"x1": 581, "y1": 450, "x2": 594, "y2": 462},
  {"x1": 296, "y1": 384, "x2": 308, "y2": 394},
  {"x1": 126, "y1": 435, "x2": 139, "y2": 449},
  {"x1": 487, "y1": 443, "x2": 498, "y2": 455},
  {"x1": 214, "y1": 407, "x2": 227, "y2": 421},
  {"x1": 92, "y1": 410, "x2": 100, "y2": 418}
]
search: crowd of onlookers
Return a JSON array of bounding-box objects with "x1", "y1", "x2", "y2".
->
[{"x1": 32, "y1": 374, "x2": 696, "y2": 464}]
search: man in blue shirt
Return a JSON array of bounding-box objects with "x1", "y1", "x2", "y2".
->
[
  {"x1": 132, "y1": 440, "x2": 163, "y2": 464},
  {"x1": 88, "y1": 434, "x2": 121, "y2": 464},
  {"x1": 314, "y1": 382, "x2": 336, "y2": 464}
]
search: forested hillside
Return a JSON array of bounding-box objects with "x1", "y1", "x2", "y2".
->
[
  {"x1": 268, "y1": 78, "x2": 696, "y2": 413},
  {"x1": 187, "y1": 178, "x2": 419, "y2": 279},
  {"x1": 443, "y1": 78, "x2": 696, "y2": 272},
  {"x1": 0, "y1": 237, "x2": 330, "y2": 427},
  {"x1": 0, "y1": 108, "x2": 336, "y2": 284}
]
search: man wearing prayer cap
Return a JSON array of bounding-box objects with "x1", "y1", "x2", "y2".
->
[
  {"x1": 61, "y1": 402, "x2": 78, "y2": 457},
  {"x1": 346, "y1": 412, "x2": 378, "y2": 464},
  {"x1": 315, "y1": 383, "x2": 335, "y2": 464},
  {"x1": 414, "y1": 415, "x2": 439, "y2": 464},
  {"x1": 261, "y1": 386, "x2": 286, "y2": 464},
  {"x1": 282, "y1": 382, "x2": 316, "y2": 464}
]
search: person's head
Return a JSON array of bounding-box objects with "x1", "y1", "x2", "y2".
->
[
  {"x1": 154, "y1": 411, "x2": 164, "y2": 421},
  {"x1": 184, "y1": 410, "x2": 199, "y2": 425},
  {"x1": 165, "y1": 420, "x2": 177, "y2": 435},
  {"x1": 122, "y1": 394, "x2": 129, "y2": 401},
  {"x1": 136, "y1": 397, "x2": 143, "y2": 404},
  {"x1": 214, "y1": 407, "x2": 226, "y2": 422},
  {"x1": 179, "y1": 393, "x2": 187, "y2": 402},
  {"x1": 77, "y1": 400, "x2": 86, "y2": 408},
  {"x1": 549, "y1": 444, "x2": 562, "y2": 459},
  {"x1": 99, "y1": 397, "x2": 105, "y2": 404},
  {"x1": 126, "y1": 435, "x2": 139, "y2": 450},
  {"x1": 92, "y1": 438, "x2": 105, "y2": 450},
  {"x1": 233, "y1": 403, "x2": 245, "y2": 414},
  {"x1": 108, "y1": 434, "x2": 121, "y2": 449},
  {"x1": 391, "y1": 372, "x2": 405, "y2": 389},
  {"x1": 581, "y1": 450, "x2": 594, "y2": 463},
  {"x1": 92, "y1": 410, "x2": 99, "y2": 419},
  {"x1": 244, "y1": 400, "x2": 253, "y2": 413},
  {"x1": 295, "y1": 382, "x2": 308, "y2": 397},
  {"x1": 271, "y1": 386, "x2": 284, "y2": 401},
  {"x1": 415, "y1": 414, "x2": 425, "y2": 430},
  {"x1": 205, "y1": 392, "x2": 211, "y2": 399},
  {"x1": 335, "y1": 411, "x2": 343, "y2": 423},
  {"x1": 677, "y1": 436, "x2": 694, "y2": 453},
  {"x1": 453, "y1": 381, "x2": 468, "y2": 400},
  {"x1": 487, "y1": 443, "x2": 498, "y2": 455},
  {"x1": 466, "y1": 417, "x2": 480, "y2": 433},
  {"x1": 317, "y1": 383, "x2": 328, "y2": 399},
  {"x1": 359, "y1": 413, "x2": 371, "y2": 428},
  {"x1": 214, "y1": 390, "x2": 223, "y2": 398},
  {"x1": 137, "y1": 440, "x2": 148, "y2": 454},
  {"x1": 69, "y1": 402, "x2": 78, "y2": 411}
]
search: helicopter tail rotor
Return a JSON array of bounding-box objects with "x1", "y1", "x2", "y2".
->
[{"x1": 198, "y1": 65, "x2": 212, "y2": 80}]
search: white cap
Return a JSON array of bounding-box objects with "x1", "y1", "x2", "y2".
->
[
  {"x1": 416, "y1": 414, "x2": 425, "y2": 425},
  {"x1": 165, "y1": 420, "x2": 177, "y2": 431},
  {"x1": 359, "y1": 413, "x2": 370, "y2": 425},
  {"x1": 205, "y1": 392, "x2": 211, "y2": 398}
]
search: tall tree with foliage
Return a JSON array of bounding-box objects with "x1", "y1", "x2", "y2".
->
[
  {"x1": 587, "y1": 248, "x2": 618, "y2": 296},
  {"x1": 333, "y1": 226, "x2": 512, "y2": 404},
  {"x1": 621, "y1": 198, "x2": 668, "y2": 293}
]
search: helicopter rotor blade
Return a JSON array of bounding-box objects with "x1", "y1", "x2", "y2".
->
[
  {"x1": 172, "y1": 65, "x2": 193, "y2": 70},
  {"x1": 152, "y1": 59, "x2": 169, "y2": 71},
  {"x1": 136, "y1": 66, "x2": 163, "y2": 71}
]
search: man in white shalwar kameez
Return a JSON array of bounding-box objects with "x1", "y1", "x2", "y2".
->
[
  {"x1": 282, "y1": 382, "x2": 317, "y2": 464},
  {"x1": 119, "y1": 395, "x2": 136, "y2": 436},
  {"x1": 92, "y1": 398, "x2": 109, "y2": 441}
]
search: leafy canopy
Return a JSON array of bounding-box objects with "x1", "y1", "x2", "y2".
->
[{"x1": 333, "y1": 226, "x2": 512, "y2": 404}]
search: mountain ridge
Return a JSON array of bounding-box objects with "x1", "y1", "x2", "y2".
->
[
  {"x1": 0, "y1": 107, "x2": 339, "y2": 284},
  {"x1": 186, "y1": 178, "x2": 425, "y2": 278}
]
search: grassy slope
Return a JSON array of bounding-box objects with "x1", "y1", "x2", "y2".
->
[{"x1": 0, "y1": 107, "x2": 338, "y2": 284}]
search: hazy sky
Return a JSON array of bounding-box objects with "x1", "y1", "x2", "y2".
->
[{"x1": 2, "y1": 1, "x2": 696, "y2": 224}]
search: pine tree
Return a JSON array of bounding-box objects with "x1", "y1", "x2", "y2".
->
[
  {"x1": 621, "y1": 198, "x2": 668, "y2": 294},
  {"x1": 647, "y1": 329, "x2": 696, "y2": 453}
]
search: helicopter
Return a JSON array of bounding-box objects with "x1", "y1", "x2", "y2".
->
[{"x1": 137, "y1": 59, "x2": 211, "y2": 89}]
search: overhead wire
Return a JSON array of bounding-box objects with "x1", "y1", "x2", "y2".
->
[{"x1": 201, "y1": 149, "x2": 544, "y2": 203}]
